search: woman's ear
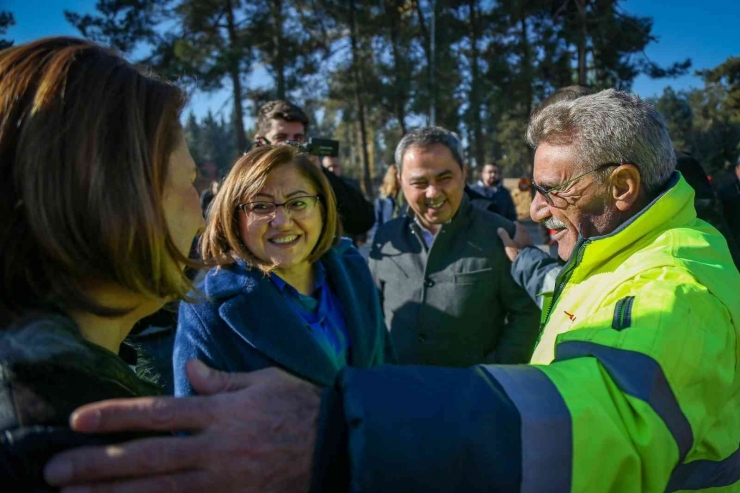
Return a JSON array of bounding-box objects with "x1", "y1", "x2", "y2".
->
[{"x1": 611, "y1": 164, "x2": 642, "y2": 212}]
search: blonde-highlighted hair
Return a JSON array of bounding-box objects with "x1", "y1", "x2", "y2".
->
[
  {"x1": 200, "y1": 145, "x2": 340, "y2": 271},
  {"x1": 379, "y1": 165, "x2": 400, "y2": 198}
]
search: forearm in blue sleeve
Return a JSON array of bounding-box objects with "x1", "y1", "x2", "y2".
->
[
  {"x1": 327, "y1": 365, "x2": 522, "y2": 492},
  {"x1": 510, "y1": 246, "x2": 564, "y2": 304}
]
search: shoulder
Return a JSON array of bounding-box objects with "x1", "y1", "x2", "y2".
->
[
  {"x1": 0, "y1": 313, "x2": 86, "y2": 363},
  {"x1": 468, "y1": 205, "x2": 515, "y2": 236},
  {"x1": 327, "y1": 238, "x2": 369, "y2": 270},
  {"x1": 198, "y1": 262, "x2": 262, "y2": 300},
  {"x1": 373, "y1": 215, "x2": 409, "y2": 243}
]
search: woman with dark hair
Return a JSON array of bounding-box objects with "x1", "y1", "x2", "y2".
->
[
  {"x1": 0, "y1": 37, "x2": 204, "y2": 488},
  {"x1": 174, "y1": 145, "x2": 394, "y2": 395}
]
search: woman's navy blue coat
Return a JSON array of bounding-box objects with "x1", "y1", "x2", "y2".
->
[{"x1": 174, "y1": 239, "x2": 394, "y2": 395}]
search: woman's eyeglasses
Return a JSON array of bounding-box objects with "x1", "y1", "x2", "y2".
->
[
  {"x1": 532, "y1": 162, "x2": 635, "y2": 206},
  {"x1": 238, "y1": 195, "x2": 321, "y2": 222}
]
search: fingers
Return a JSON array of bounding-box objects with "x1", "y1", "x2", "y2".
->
[
  {"x1": 513, "y1": 221, "x2": 533, "y2": 246},
  {"x1": 186, "y1": 359, "x2": 256, "y2": 395},
  {"x1": 497, "y1": 226, "x2": 520, "y2": 262},
  {"x1": 59, "y1": 470, "x2": 213, "y2": 493},
  {"x1": 496, "y1": 227, "x2": 514, "y2": 246},
  {"x1": 46, "y1": 436, "x2": 205, "y2": 487},
  {"x1": 69, "y1": 395, "x2": 215, "y2": 434}
]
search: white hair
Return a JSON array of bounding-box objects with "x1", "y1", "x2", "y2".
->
[{"x1": 527, "y1": 89, "x2": 676, "y2": 194}]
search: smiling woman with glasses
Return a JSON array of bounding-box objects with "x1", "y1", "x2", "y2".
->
[{"x1": 173, "y1": 145, "x2": 394, "y2": 397}]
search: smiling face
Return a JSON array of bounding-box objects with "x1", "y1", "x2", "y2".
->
[
  {"x1": 530, "y1": 142, "x2": 618, "y2": 260},
  {"x1": 238, "y1": 162, "x2": 323, "y2": 276},
  {"x1": 399, "y1": 143, "x2": 466, "y2": 233}
]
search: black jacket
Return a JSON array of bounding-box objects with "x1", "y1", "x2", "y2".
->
[
  {"x1": 368, "y1": 196, "x2": 541, "y2": 366},
  {"x1": 322, "y1": 169, "x2": 375, "y2": 236},
  {"x1": 0, "y1": 314, "x2": 161, "y2": 492}
]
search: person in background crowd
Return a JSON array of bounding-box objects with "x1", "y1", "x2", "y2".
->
[
  {"x1": 43, "y1": 93, "x2": 740, "y2": 493},
  {"x1": 322, "y1": 155, "x2": 363, "y2": 196},
  {"x1": 254, "y1": 101, "x2": 375, "y2": 238},
  {"x1": 321, "y1": 156, "x2": 342, "y2": 177},
  {"x1": 369, "y1": 127, "x2": 540, "y2": 367},
  {"x1": 369, "y1": 164, "x2": 404, "y2": 239},
  {"x1": 470, "y1": 162, "x2": 517, "y2": 220},
  {"x1": 719, "y1": 160, "x2": 740, "y2": 249},
  {"x1": 0, "y1": 37, "x2": 205, "y2": 490},
  {"x1": 199, "y1": 179, "x2": 220, "y2": 217},
  {"x1": 174, "y1": 145, "x2": 393, "y2": 396}
]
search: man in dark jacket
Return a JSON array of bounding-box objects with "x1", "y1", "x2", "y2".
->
[
  {"x1": 470, "y1": 162, "x2": 518, "y2": 220},
  {"x1": 368, "y1": 127, "x2": 540, "y2": 366},
  {"x1": 254, "y1": 101, "x2": 375, "y2": 237}
]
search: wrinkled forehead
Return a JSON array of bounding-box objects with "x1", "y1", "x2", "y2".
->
[{"x1": 533, "y1": 143, "x2": 577, "y2": 187}]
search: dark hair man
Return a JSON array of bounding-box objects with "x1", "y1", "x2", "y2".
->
[
  {"x1": 45, "y1": 92, "x2": 740, "y2": 493},
  {"x1": 368, "y1": 126, "x2": 540, "y2": 367},
  {"x1": 470, "y1": 162, "x2": 517, "y2": 221},
  {"x1": 253, "y1": 100, "x2": 374, "y2": 237}
]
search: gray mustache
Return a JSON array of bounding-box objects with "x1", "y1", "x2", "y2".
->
[{"x1": 544, "y1": 217, "x2": 567, "y2": 229}]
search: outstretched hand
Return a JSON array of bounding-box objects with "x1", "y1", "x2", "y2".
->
[
  {"x1": 44, "y1": 360, "x2": 322, "y2": 493},
  {"x1": 496, "y1": 221, "x2": 534, "y2": 262}
]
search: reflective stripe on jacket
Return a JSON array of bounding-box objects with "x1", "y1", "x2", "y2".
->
[
  {"x1": 328, "y1": 172, "x2": 740, "y2": 493},
  {"x1": 492, "y1": 172, "x2": 740, "y2": 491}
]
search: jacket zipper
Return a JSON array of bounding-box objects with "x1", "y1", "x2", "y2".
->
[
  {"x1": 612, "y1": 296, "x2": 635, "y2": 330},
  {"x1": 542, "y1": 239, "x2": 590, "y2": 329}
]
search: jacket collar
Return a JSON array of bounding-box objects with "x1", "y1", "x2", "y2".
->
[
  {"x1": 1, "y1": 314, "x2": 160, "y2": 397},
  {"x1": 320, "y1": 241, "x2": 374, "y2": 369},
  {"x1": 202, "y1": 240, "x2": 371, "y2": 386},
  {"x1": 569, "y1": 171, "x2": 694, "y2": 281}
]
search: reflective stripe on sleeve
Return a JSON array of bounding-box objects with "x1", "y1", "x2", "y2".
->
[
  {"x1": 666, "y1": 444, "x2": 740, "y2": 492},
  {"x1": 482, "y1": 365, "x2": 572, "y2": 493},
  {"x1": 554, "y1": 341, "x2": 694, "y2": 461}
]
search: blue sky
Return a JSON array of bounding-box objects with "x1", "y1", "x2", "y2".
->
[{"x1": 4, "y1": 0, "x2": 739, "y2": 125}]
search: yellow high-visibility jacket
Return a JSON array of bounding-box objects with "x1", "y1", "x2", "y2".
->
[
  {"x1": 490, "y1": 172, "x2": 740, "y2": 491},
  {"x1": 330, "y1": 173, "x2": 739, "y2": 493}
]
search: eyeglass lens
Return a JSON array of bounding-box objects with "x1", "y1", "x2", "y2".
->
[{"x1": 245, "y1": 196, "x2": 319, "y2": 221}]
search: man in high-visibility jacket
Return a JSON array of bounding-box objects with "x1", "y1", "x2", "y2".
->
[{"x1": 45, "y1": 90, "x2": 739, "y2": 493}]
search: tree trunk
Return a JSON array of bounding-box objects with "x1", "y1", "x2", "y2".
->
[
  {"x1": 520, "y1": 15, "x2": 535, "y2": 173},
  {"x1": 469, "y1": 0, "x2": 484, "y2": 168},
  {"x1": 225, "y1": 0, "x2": 248, "y2": 153},
  {"x1": 387, "y1": 0, "x2": 407, "y2": 134},
  {"x1": 270, "y1": 0, "x2": 286, "y2": 99},
  {"x1": 576, "y1": 0, "x2": 588, "y2": 86},
  {"x1": 348, "y1": 0, "x2": 372, "y2": 195},
  {"x1": 415, "y1": 0, "x2": 435, "y2": 126}
]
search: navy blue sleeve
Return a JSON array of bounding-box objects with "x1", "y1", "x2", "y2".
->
[
  {"x1": 510, "y1": 246, "x2": 564, "y2": 305},
  {"x1": 312, "y1": 365, "x2": 522, "y2": 492}
]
